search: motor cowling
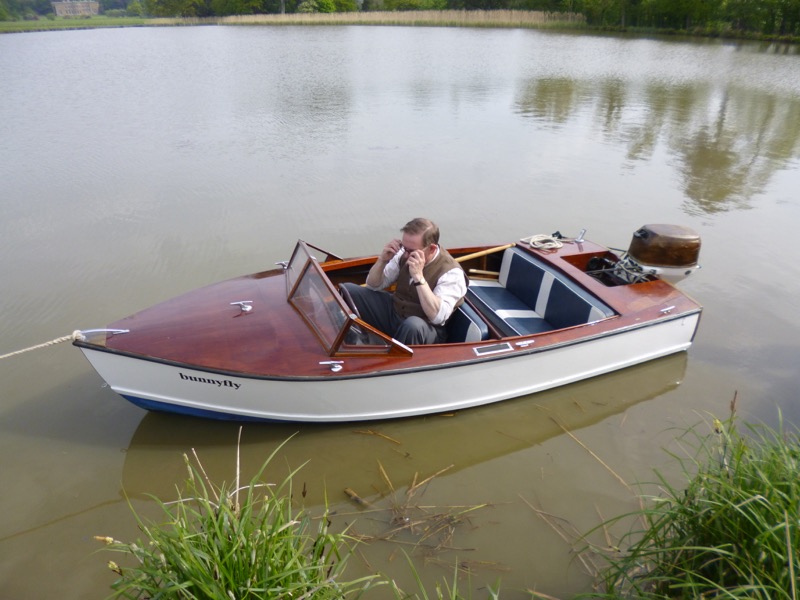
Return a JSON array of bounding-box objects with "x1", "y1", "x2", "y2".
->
[{"x1": 624, "y1": 224, "x2": 701, "y2": 284}]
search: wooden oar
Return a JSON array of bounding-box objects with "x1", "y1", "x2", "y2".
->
[{"x1": 454, "y1": 243, "x2": 514, "y2": 264}]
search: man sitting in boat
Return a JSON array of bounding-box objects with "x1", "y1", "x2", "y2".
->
[{"x1": 341, "y1": 218, "x2": 468, "y2": 345}]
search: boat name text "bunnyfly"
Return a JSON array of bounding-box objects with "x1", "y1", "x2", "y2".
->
[{"x1": 179, "y1": 372, "x2": 241, "y2": 390}]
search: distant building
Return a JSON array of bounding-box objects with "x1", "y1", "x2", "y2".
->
[{"x1": 51, "y1": 1, "x2": 100, "y2": 16}]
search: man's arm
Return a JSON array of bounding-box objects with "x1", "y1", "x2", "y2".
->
[
  {"x1": 407, "y1": 252, "x2": 467, "y2": 324},
  {"x1": 413, "y1": 278, "x2": 442, "y2": 323},
  {"x1": 423, "y1": 269, "x2": 467, "y2": 325}
]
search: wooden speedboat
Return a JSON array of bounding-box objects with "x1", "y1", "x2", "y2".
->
[{"x1": 74, "y1": 225, "x2": 702, "y2": 422}]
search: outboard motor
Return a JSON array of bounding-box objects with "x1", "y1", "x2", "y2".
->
[{"x1": 616, "y1": 224, "x2": 701, "y2": 285}]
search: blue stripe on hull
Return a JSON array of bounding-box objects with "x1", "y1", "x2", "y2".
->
[{"x1": 120, "y1": 394, "x2": 276, "y2": 422}]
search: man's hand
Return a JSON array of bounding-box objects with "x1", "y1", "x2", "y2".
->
[
  {"x1": 380, "y1": 239, "x2": 402, "y2": 263},
  {"x1": 406, "y1": 249, "x2": 426, "y2": 282},
  {"x1": 367, "y1": 239, "x2": 402, "y2": 288}
]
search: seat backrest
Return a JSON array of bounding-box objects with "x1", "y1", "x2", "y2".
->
[
  {"x1": 499, "y1": 247, "x2": 615, "y2": 327},
  {"x1": 446, "y1": 303, "x2": 490, "y2": 343},
  {"x1": 500, "y1": 249, "x2": 547, "y2": 310},
  {"x1": 544, "y1": 278, "x2": 614, "y2": 328}
]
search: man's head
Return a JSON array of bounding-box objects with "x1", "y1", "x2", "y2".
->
[
  {"x1": 400, "y1": 218, "x2": 439, "y2": 264},
  {"x1": 401, "y1": 218, "x2": 439, "y2": 247}
]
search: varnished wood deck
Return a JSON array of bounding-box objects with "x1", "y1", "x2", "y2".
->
[{"x1": 98, "y1": 240, "x2": 701, "y2": 378}]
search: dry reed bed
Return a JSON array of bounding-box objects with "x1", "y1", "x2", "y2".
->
[{"x1": 152, "y1": 10, "x2": 586, "y2": 29}]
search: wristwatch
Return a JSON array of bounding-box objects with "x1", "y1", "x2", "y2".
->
[{"x1": 412, "y1": 279, "x2": 426, "y2": 287}]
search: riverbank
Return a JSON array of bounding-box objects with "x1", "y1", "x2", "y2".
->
[
  {"x1": 0, "y1": 16, "x2": 148, "y2": 32},
  {"x1": 152, "y1": 9, "x2": 585, "y2": 28},
  {"x1": 3, "y1": 11, "x2": 798, "y2": 45},
  {"x1": 0, "y1": 10, "x2": 583, "y2": 33}
]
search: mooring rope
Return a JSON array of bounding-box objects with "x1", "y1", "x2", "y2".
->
[
  {"x1": 0, "y1": 330, "x2": 85, "y2": 361},
  {"x1": 519, "y1": 234, "x2": 564, "y2": 249}
]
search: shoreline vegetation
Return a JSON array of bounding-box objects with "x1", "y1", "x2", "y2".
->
[
  {"x1": 574, "y1": 400, "x2": 800, "y2": 599},
  {"x1": 96, "y1": 436, "x2": 493, "y2": 599},
  {"x1": 97, "y1": 404, "x2": 800, "y2": 599},
  {"x1": 151, "y1": 8, "x2": 584, "y2": 26},
  {"x1": 2, "y1": 10, "x2": 799, "y2": 44},
  {"x1": 3, "y1": 10, "x2": 583, "y2": 33}
]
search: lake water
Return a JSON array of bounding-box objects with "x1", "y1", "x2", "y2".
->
[{"x1": 1, "y1": 25, "x2": 800, "y2": 598}]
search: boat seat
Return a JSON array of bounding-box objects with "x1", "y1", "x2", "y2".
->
[
  {"x1": 467, "y1": 247, "x2": 614, "y2": 337},
  {"x1": 446, "y1": 302, "x2": 490, "y2": 343}
]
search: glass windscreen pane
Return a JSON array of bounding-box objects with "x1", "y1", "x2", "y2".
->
[
  {"x1": 338, "y1": 321, "x2": 391, "y2": 353},
  {"x1": 285, "y1": 242, "x2": 310, "y2": 296},
  {"x1": 290, "y1": 262, "x2": 348, "y2": 352}
]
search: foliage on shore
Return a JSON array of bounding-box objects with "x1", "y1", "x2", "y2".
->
[
  {"x1": 3, "y1": 0, "x2": 800, "y2": 44},
  {"x1": 578, "y1": 402, "x2": 800, "y2": 599},
  {"x1": 149, "y1": 8, "x2": 583, "y2": 26},
  {"x1": 0, "y1": 10, "x2": 582, "y2": 33},
  {"x1": 0, "y1": 15, "x2": 148, "y2": 31},
  {"x1": 2, "y1": 9, "x2": 799, "y2": 44},
  {"x1": 95, "y1": 441, "x2": 379, "y2": 599},
  {"x1": 95, "y1": 437, "x2": 496, "y2": 599}
]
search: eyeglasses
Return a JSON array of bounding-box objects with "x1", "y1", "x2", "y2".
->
[{"x1": 400, "y1": 243, "x2": 428, "y2": 254}]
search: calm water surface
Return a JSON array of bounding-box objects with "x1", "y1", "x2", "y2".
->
[{"x1": 1, "y1": 25, "x2": 800, "y2": 598}]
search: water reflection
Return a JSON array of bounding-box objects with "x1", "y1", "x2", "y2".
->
[
  {"x1": 111, "y1": 354, "x2": 687, "y2": 594},
  {"x1": 120, "y1": 353, "x2": 687, "y2": 505},
  {"x1": 748, "y1": 42, "x2": 800, "y2": 56},
  {"x1": 515, "y1": 77, "x2": 800, "y2": 213}
]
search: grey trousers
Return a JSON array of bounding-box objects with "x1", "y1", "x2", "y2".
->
[{"x1": 341, "y1": 282, "x2": 445, "y2": 345}]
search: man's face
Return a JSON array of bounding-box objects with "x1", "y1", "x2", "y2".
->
[{"x1": 400, "y1": 232, "x2": 434, "y2": 264}]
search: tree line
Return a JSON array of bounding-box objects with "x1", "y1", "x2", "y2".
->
[{"x1": 2, "y1": 0, "x2": 799, "y2": 39}]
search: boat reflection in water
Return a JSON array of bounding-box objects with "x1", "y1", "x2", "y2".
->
[{"x1": 121, "y1": 352, "x2": 687, "y2": 505}]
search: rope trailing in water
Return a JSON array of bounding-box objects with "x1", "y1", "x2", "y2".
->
[
  {"x1": 0, "y1": 330, "x2": 85, "y2": 361},
  {"x1": 519, "y1": 234, "x2": 564, "y2": 249}
]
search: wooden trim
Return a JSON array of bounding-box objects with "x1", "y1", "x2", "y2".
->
[{"x1": 455, "y1": 243, "x2": 514, "y2": 264}]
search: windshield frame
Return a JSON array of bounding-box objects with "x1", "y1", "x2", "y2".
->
[{"x1": 286, "y1": 241, "x2": 413, "y2": 357}]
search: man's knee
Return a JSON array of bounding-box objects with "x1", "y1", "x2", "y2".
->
[
  {"x1": 341, "y1": 282, "x2": 365, "y2": 299},
  {"x1": 395, "y1": 316, "x2": 438, "y2": 345},
  {"x1": 340, "y1": 283, "x2": 395, "y2": 332},
  {"x1": 341, "y1": 282, "x2": 378, "y2": 311}
]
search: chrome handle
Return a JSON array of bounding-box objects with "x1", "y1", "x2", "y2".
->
[
  {"x1": 231, "y1": 301, "x2": 253, "y2": 313},
  {"x1": 319, "y1": 361, "x2": 344, "y2": 373}
]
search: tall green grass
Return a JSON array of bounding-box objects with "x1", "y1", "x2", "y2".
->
[
  {"x1": 152, "y1": 10, "x2": 585, "y2": 28},
  {"x1": 1, "y1": 10, "x2": 585, "y2": 34},
  {"x1": 580, "y1": 406, "x2": 800, "y2": 599},
  {"x1": 96, "y1": 437, "x2": 495, "y2": 599},
  {"x1": 96, "y1": 440, "x2": 377, "y2": 599},
  {"x1": 0, "y1": 16, "x2": 148, "y2": 33}
]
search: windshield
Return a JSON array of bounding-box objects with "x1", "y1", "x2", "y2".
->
[{"x1": 286, "y1": 241, "x2": 412, "y2": 357}]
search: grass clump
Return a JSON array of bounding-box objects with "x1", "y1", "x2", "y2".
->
[
  {"x1": 583, "y1": 402, "x2": 800, "y2": 599},
  {"x1": 161, "y1": 10, "x2": 585, "y2": 29},
  {"x1": 96, "y1": 438, "x2": 375, "y2": 599},
  {"x1": 0, "y1": 16, "x2": 148, "y2": 33}
]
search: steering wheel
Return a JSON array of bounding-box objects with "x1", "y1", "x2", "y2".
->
[
  {"x1": 339, "y1": 284, "x2": 370, "y2": 345},
  {"x1": 339, "y1": 284, "x2": 361, "y2": 319}
]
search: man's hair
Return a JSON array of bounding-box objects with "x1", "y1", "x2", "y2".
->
[{"x1": 402, "y1": 218, "x2": 439, "y2": 247}]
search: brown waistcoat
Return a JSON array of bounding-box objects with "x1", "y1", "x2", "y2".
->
[{"x1": 392, "y1": 248, "x2": 465, "y2": 322}]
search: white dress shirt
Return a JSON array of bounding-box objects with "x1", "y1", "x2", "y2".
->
[{"x1": 367, "y1": 247, "x2": 468, "y2": 325}]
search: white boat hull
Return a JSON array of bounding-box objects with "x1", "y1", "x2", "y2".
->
[{"x1": 79, "y1": 313, "x2": 699, "y2": 422}]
